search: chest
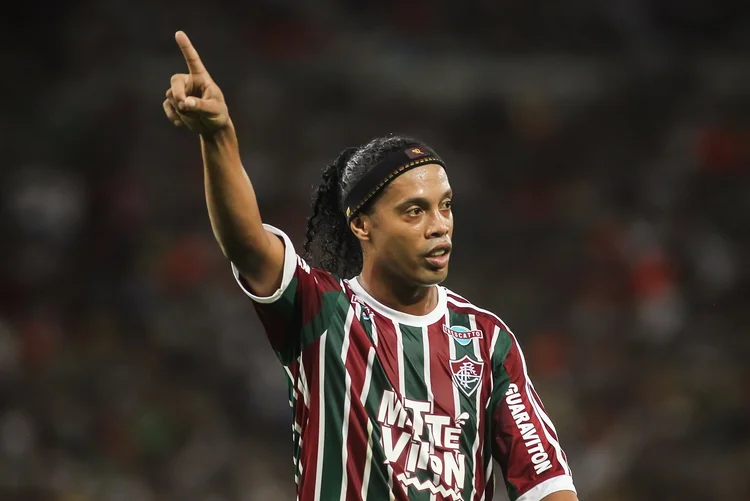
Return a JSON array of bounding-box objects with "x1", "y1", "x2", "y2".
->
[{"x1": 324, "y1": 299, "x2": 492, "y2": 419}]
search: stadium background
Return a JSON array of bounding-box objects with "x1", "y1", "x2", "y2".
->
[{"x1": 1, "y1": 1, "x2": 749, "y2": 500}]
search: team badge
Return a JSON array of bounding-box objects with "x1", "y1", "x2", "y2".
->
[
  {"x1": 442, "y1": 325, "x2": 483, "y2": 346},
  {"x1": 450, "y1": 355, "x2": 484, "y2": 397}
]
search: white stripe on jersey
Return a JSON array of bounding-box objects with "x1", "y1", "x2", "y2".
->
[
  {"x1": 339, "y1": 305, "x2": 356, "y2": 501},
  {"x1": 370, "y1": 310, "x2": 379, "y2": 347},
  {"x1": 313, "y1": 330, "x2": 328, "y2": 501},
  {"x1": 422, "y1": 324, "x2": 434, "y2": 403},
  {"x1": 359, "y1": 345, "x2": 377, "y2": 501},
  {"x1": 356, "y1": 300, "x2": 378, "y2": 500},
  {"x1": 393, "y1": 319, "x2": 406, "y2": 396},
  {"x1": 487, "y1": 325, "x2": 502, "y2": 409},
  {"x1": 480, "y1": 325, "x2": 503, "y2": 501},
  {"x1": 283, "y1": 365, "x2": 296, "y2": 408},
  {"x1": 468, "y1": 314, "x2": 484, "y2": 501},
  {"x1": 421, "y1": 324, "x2": 437, "y2": 501},
  {"x1": 361, "y1": 419, "x2": 374, "y2": 500},
  {"x1": 361, "y1": 347, "x2": 376, "y2": 406},
  {"x1": 299, "y1": 356, "x2": 311, "y2": 408},
  {"x1": 389, "y1": 319, "x2": 401, "y2": 501},
  {"x1": 445, "y1": 310, "x2": 462, "y2": 435}
]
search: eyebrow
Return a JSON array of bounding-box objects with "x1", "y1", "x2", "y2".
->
[{"x1": 398, "y1": 189, "x2": 453, "y2": 207}]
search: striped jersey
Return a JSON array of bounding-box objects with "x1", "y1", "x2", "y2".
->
[{"x1": 232, "y1": 225, "x2": 576, "y2": 501}]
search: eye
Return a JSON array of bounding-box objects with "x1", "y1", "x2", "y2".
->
[
  {"x1": 406, "y1": 207, "x2": 423, "y2": 216},
  {"x1": 442, "y1": 200, "x2": 452, "y2": 210}
]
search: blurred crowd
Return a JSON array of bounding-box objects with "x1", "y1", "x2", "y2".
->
[{"x1": 1, "y1": 1, "x2": 749, "y2": 500}]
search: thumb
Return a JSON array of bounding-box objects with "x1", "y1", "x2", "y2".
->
[{"x1": 184, "y1": 96, "x2": 221, "y2": 115}]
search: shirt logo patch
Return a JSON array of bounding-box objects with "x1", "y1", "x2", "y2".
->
[
  {"x1": 450, "y1": 355, "x2": 484, "y2": 397},
  {"x1": 442, "y1": 325, "x2": 483, "y2": 346}
]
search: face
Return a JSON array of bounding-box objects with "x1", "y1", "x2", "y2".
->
[{"x1": 351, "y1": 163, "x2": 454, "y2": 286}]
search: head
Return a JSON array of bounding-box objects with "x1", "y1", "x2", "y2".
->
[{"x1": 303, "y1": 134, "x2": 454, "y2": 286}]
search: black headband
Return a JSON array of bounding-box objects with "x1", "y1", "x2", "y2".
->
[{"x1": 342, "y1": 144, "x2": 446, "y2": 221}]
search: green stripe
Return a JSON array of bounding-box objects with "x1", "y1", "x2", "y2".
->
[
  {"x1": 318, "y1": 296, "x2": 352, "y2": 500},
  {"x1": 356, "y1": 313, "x2": 386, "y2": 500},
  {"x1": 398, "y1": 324, "x2": 431, "y2": 501},
  {"x1": 400, "y1": 324, "x2": 427, "y2": 401},
  {"x1": 482, "y1": 411, "x2": 494, "y2": 497},
  {"x1": 488, "y1": 327, "x2": 515, "y2": 499},
  {"x1": 275, "y1": 283, "x2": 345, "y2": 365},
  {"x1": 365, "y1": 360, "x2": 396, "y2": 500},
  {"x1": 270, "y1": 276, "x2": 299, "y2": 365},
  {"x1": 488, "y1": 326, "x2": 513, "y2": 420},
  {"x1": 299, "y1": 289, "x2": 344, "y2": 351},
  {"x1": 506, "y1": 478, "x2": 521, "y2": 501},
  {"x1": 447, "y1": 310, "x2": 480, "y2": 500}
]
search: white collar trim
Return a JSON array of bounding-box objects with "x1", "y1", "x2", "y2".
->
[{"x1": 347, "y1": 277, "x2": 446, "y2": 327}]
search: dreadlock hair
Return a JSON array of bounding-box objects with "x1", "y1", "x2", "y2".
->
[{"x1": 303, "y1": 134, "x2": 422, "y2": 279}]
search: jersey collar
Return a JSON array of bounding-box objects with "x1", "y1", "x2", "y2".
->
[{"x1": 347, "y1": 277, "x2": 447, "y2": 327}]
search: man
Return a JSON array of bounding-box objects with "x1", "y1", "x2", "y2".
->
[{"x1": 162, "y1": 30, "x2": 578, "y2": 501}]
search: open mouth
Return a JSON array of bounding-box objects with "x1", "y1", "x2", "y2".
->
[
  {"x1": 427, "y1": 248, "x2": 449, "y2": 257},
  {"x1": 424, "y1": 246, "x2": 451, "y2": 268}
]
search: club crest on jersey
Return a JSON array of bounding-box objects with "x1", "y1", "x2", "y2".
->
[
  {"x1": 450, "y1": 355, "x2": 484, "y2": 397},
  {"x1": 442, "y1": 325, "x2": 483, "y2": 346}
]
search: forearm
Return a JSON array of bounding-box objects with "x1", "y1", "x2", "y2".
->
[
  {"x1": 164, "y1": 31, "x2": 284, "y2": 293},
  {"x1": 201, "y1": 122, "x2": 270, "y2": 271}
]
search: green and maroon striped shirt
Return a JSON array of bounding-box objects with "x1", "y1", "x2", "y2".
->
[{"x1": 232, "y1": 225, "x2": 576, "y2": 501}]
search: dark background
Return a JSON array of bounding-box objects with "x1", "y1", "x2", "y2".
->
[{"x1": 1, "y1": 1, "x2": 749, "y2": 500}]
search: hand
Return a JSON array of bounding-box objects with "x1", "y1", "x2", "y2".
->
[{"x1": 163, "y1": 31, "x2": 230, "y2": 136}]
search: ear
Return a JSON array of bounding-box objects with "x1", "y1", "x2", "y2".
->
[{"x1": 349, "y1": 215, "x2": 370, "y2": 242}]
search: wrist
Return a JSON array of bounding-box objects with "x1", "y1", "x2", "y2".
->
[{"x1": 201, "y1": 119, "x2": 236, "y2": 145}]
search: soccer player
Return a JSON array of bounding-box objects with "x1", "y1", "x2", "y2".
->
[{"x1": 162, "y1": 31, "x2": 578, "y2": 501}]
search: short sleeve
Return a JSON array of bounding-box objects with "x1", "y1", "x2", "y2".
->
[
  {"x1": 488, "y1": 324, "x2": 577, "y2": 501},
  {"x1": 230, "y1": 224, "x2": 342, "y2": 365}
]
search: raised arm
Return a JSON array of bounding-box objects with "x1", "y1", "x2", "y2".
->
[{"x1": 162, "y1": 31, "x2": 284, "y2": 297}]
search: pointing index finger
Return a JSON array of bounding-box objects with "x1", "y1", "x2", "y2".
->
[{"x1": 175, "y1": 31, "x2": 207, "y2": 75}]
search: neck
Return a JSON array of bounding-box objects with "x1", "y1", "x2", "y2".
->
[{"x1": 357, "y1": 262, "x2": 437, "y2": 317}]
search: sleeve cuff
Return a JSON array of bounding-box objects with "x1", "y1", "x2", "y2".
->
[
  {"x1": 516, "y1": 474, "x2": 577, "y2": 501},
  {"x1": 230, "y1": 224, "x2": 298, "y2": 304}
]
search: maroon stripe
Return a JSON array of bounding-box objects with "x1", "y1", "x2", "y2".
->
[
  {"x1": 427, "y1": 319, "x2": 456, "y2": 420},
  {"x1": 445, "y1": 290, "x2": 470, "y2": 304},
  {"x1": 371, "y1": 313, "x2": 400, "y2": 391},
  {"x1": 343, "y1": 315, "x2": 371, "y2": 501},
  {"x1": 494, "y1": 340, "x2": 564, "y2": 496},
  {"x1": 472, "y1": 396, "x2": 487, "y2": 500},
  {"x1": 298, "y1": 337, "x2": 323, "y2": 501},
  {"x1": 472, "y1": 324, "x2": 493, "y2": 500},
  {"x1": 252, "y1": 302, "x2": 292, "y2": 355},
  {"x1": 299, "y1": 269, "x2": 341, "y2": 325}
]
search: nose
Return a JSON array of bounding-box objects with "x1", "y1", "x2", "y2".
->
[{"x1": 426, "y1": 209, "x2": 451, "y2": 238}]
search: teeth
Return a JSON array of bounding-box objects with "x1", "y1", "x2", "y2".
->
[{"x1": 431, "y1": 249, "x2": 447, "y2": 257}]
